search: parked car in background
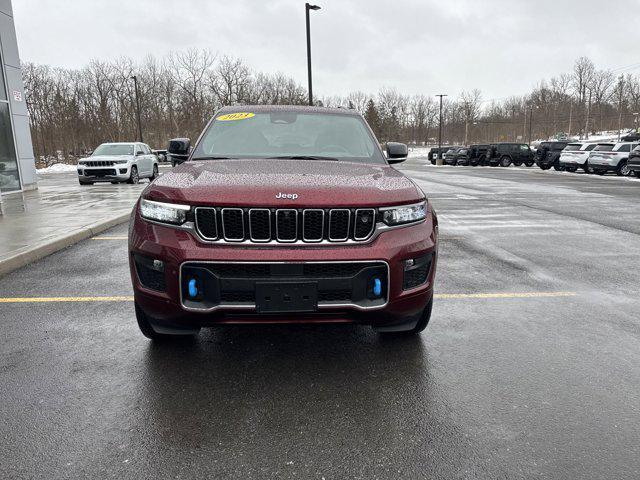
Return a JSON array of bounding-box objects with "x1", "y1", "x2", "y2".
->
[
  {"x1": 443, "y1": 147, "x2": 463, "y2": 165},
  {"x1": 558, "y1": 143, "x2": 597, "y2": 172},
  {"x1": 77, "y1": 142, "x2": 159, "y2": 185},
  {"x1": 627, "y1": 145, "x2": 640, "y2": 177},
  {"x1": 453, "y1": 148, "x2": 471, "y2": 166},
  {"x1": 429, "y1": 147, "x2": 454, "y2": 164},
  {"x1": 485, "y1": 143, "x2": 534, "y2": 167},
  {"x1": 587, "y1": 142, "x2": 638, "y2": 176},
  {"x1": 153, "y1": 149, "x2": 168, "y2": 162},
  {"x1": 534, "y1": 141, "x2": 568, "y2": 170},
  {"x1": 467, "y1": 144, "x2": 490, "y2": 166},
  {"x1": 621, "y1": 132, "x2": 640, "y2": 142}
]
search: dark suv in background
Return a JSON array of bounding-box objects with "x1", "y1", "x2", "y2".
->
[
  {"x1": 628, "y1": 145, "x2": 640, "y2": 177},
  {"x1": 467, "y1": 144, "x2": 490, "y2": 166},
  {"x1": 535, "y1": 141, "x2": 568, "y2": 170},
  {"x1": 485, "y1": 143, "x2": 534, "y2": 167}
]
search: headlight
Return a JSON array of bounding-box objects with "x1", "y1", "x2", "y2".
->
[
  {"x1": 140, "y1": 198, "x2": 190, "y2": 225},
  {"x1": 381, "y1": 201, "x2": 427, "y2": 226},
  {"x1": 114, "y1": 159, "x2": 129, "y2": 164}
]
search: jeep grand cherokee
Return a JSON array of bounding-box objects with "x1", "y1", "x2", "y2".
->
[{"x1": 128, "y1": 106, "x2": 438, "y2": 340}]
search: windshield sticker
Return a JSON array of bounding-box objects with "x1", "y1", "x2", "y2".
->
[{"x1": 216, "y1": 112, "x2": 255, "y2": 121}]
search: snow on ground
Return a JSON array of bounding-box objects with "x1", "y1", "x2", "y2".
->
[
  {"x1": 408, "y1": 147, "x2": 431, "y2": 158},
  {"x1": 37, "y1": 163, "x2": 78, "y2": 174}
]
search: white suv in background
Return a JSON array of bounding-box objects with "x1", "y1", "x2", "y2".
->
[
  {"x1": 558, "y1": 142, "x2": 597, "y2": 172},
  {"x1": 587, "y1": 142, "x2": 638, "y2": 176},
  {"x1": 77, "y1": 142, "x2": 159, "y2": 185}
]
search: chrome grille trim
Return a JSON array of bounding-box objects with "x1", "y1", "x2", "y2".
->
[
  {"x1": 275, "y1": 209, "x2": 298, "y2": 243},
  {"x1": 194, "y1": 207, "x2": 218, "y2": 240},
  {"x1": 248, "y1": 208, "x2": 271, "y2": 243},
  {"x1": 328, "y1": 209, "x2": 351, "y2": 242},
  {"x1": 221, "y1": 208, "x2": 245, "y2": 242},
  {"x1": 302, "y1": 209, "x2": 324, "y2": 242},
  {"x1": 353, "y1": 208, "x2": 376, "y2": 241}
]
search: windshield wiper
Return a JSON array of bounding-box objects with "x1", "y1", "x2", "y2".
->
[
  {"x1": 269, "y1": 155, "x2": 339, "y2": 161},
  {"x1": 191, "y1": 156, "x2": 233, "y2": 160}
]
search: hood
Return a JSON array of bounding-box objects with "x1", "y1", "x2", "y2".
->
[
  {"x1": 144, "y1": 159, "x2": 423, "y2": 207},
  {"x1": 82, "y1": 155, "x2": 133, "y2": 162}
]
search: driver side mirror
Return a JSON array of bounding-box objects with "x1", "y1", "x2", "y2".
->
[
  {"x1": 386, "y1": 142, "x2": 408, "y2": 164},
  {"x1": 168, "y1": 138, "x2": 191, "y2": 156}
]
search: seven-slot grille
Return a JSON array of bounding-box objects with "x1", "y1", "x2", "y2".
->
[
  {"x1": 194, "y1": 207, "x2": 377, "y2": 244},
  {"x1": 85, "y1": 160, "x2": 116, "y2": 167}
]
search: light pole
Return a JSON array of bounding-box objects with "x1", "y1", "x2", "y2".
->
[
  {"x1": 131, "y1": 75, "x2": 143, "y2": 143},
  {"x1": 527, "y1": 106, "x2": 534, "y2": 144},
  {"x1": 305, "y1": 3, "x2": 321, "y2": 106},
  {"x1": 436, "y1": 94, "x2": 447, "y2": 165}
]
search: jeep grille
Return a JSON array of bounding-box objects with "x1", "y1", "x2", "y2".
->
[{"x1": 194, "y1": 207, "x2": 377, "y2": 244}]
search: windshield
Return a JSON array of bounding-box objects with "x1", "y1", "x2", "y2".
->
[
  {"x1": 92, "y1": 144, "x2": 134, "y2": 156},
  {"x1": 594, "y1": 144, "x2": 614, "y2": 151},
  {"x1": 564, "y1": 144, "x2": 581, "y2": 151},
  {"x1": 192, "y1": 111, "x2": 385, "y2": 164}
]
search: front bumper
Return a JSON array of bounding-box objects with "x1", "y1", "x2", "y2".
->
[
  {"x1": 78, "y1": 166, "x2": 131, "y2": 181},
  {"x1": 129, "y1": 203, "x2": 438, "y2": 329}
]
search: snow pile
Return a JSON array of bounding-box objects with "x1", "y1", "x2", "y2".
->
[{"x1": 37, "y1": 163, "x2": 78, "y2": 174}]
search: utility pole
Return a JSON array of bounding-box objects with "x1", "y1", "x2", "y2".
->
[
  {"x1": 568, "y1": 101, "x2": 573, "y2": 138},
  {"x1": 131, "y1": 75, "x2": 143, "y2": 143},
  {"x1": 584, "y1": 90, "x2": 592, "y2": 141},
  {"x1": 436, "y1": 94, "x2": 447, "y2": 165},
  {"x1": 527, "y1": 106, "x2": 533, "y2": 144},
  {"x1": 305, "y1": 3, "x2": 321, "y2": 106},
  {"x1": 617, "y1": 75, "x2": 624, "y2": 141}
]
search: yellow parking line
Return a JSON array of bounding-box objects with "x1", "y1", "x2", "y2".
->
[
  {"x1": 91, "y1": 236, "x2": 128, "y2": 240},
  {"x1": 0, "y1": 292, "x2": 575, "y2": 304},
  {"x1": 434, "y1": 292, "x2": 576, "y2": 299}
]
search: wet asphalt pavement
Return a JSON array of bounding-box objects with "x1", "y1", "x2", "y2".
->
[{"x1": 1, "y1": 160, "x2": 639, "y2": 479}]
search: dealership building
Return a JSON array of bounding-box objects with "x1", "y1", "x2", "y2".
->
[{"x1": 0, "y1": 0, "x2": 36, "y2": 196}]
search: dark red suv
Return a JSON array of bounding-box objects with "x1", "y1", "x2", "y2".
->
[{"x1": 129, "y1": 106, "x2": 438, "y2": 339}]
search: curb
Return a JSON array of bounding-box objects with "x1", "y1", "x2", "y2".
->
[{"x1": 0, "y1": 212, "x2": 131, "y2": 278}]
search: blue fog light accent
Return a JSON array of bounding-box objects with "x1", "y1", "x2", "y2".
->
[
  {"x1": 373, "y1": 278, "x2": 382, "y2": 297},
  {"x1": 188, "y1": 278, "x2": 198, "y2": 298}
]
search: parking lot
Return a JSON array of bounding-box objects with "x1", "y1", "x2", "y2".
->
[{"x1": 1, "y1": 158, "x2": 639, "y2": 479}]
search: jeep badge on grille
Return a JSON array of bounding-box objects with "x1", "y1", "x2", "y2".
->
[{"x1": 275, "y1": 192, "x2": 299, "y2": 200}]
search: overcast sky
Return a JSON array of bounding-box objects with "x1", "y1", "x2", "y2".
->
[{"x1": 11, "y1": 0, "x2": 640, "y2": 103}]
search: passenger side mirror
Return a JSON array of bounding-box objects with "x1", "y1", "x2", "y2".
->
[
  {"x1": 386, "y1": 142, "x2": 408, "y2": 164},
  {"x1": 168, "y1": 138, "x2": 191, "y2": 156}
]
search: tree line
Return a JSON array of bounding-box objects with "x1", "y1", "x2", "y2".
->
[{"x1": 22, "y1": 51, "x2": 640, "y2": 163}]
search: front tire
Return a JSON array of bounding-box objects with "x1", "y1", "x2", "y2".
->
[
  {"x1": 553, "y1": 161, "x2": 564, "y2": 171},
  {"x1": 524, "y1": 160, "x2": 535, "y2": 167},
  {"x1": 499, "y1": 156, "x2": 512, "y2": 167},
  {"x1": 150, "y1": 164, "x2": 159, "y2": 181},
  {"x1": 127, "y1": 165, "x2": 139, "y2": 184}
]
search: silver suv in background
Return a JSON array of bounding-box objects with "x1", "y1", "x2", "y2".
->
[
  {"x1": 77, "y1": 142, "x2": 159, "y2": 185},
  {"x1": 587, "y1": 142, "x2": 638, "y2": 176},
  {"x1": 558, "y1": 142, "x2": 597, "y2": 172}
]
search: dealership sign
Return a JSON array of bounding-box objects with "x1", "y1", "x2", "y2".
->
[{"x1": 12, "y1": 91, "x2": 22, "y2": 102}]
